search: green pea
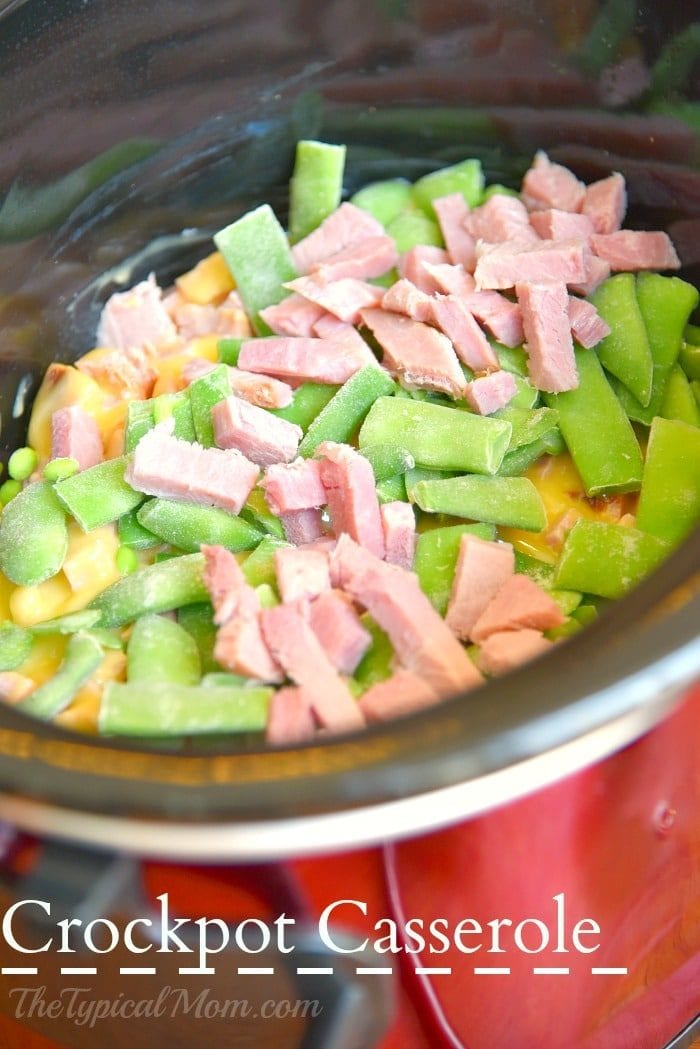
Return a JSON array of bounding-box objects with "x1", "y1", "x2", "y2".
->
[
  {"x1": 8, "y1": 447, "x2": 38, "y2": 482},
  {"x1": 0, "y1": 480, "x2": 22, "y2": 506},
  {"x1": 43, "y1": 458, "x2": 79, "y2": 482},
  {"x1": 116, "y1": 546, "x2": 139, "y2": 575}
]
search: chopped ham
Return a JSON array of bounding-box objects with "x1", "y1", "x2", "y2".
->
[
  {"x1": 280, "y1": 508, "x2": 326, "y2": 546},
  {"x1": 430, "y1": 296, "x2": 499, "y2": 372},
  {"x1": 467, "y1": 194, "x2": 538, "y2": 244},
  {"x1": 51, "y1": 406, "x2": 103, "y2": 471},
  {"x1": 544, "y1": 508, "x2": 581, "y2": 551},
  {"x1": 261, "y1": 458, "x2": 326, "y2": 515},
  {"x1": 239, "y1": 336, "x2": 375, "y2": 385},
  {"x1": 201, "y1": 543, "x2": 257, "y2": 626},
  {"x1": 382, "y1": 279, "x2": 435, "y2": 323},
  {"x1": 260, "y1": 602, "x2": 365, "y2": 732},
  {"x1": 284, "y1": 275, "x2": 385, "y2": 325},
  {"x1": 360, "y1": 307, "x2": 466, "y2": 399},
  {"x1": 445, "y1": 535, "x2": 515, "y2": 641},
  {"x1": 212, "y1": 395, "x2": 302, "y2": 467},
  {"x1": 380, "y1": 501, "x2": 416, "y2": 570},
  {"x1": 582, "y1": 173, "x2": 627, "y2": 235},
  {"x1": 569, "y1": 253, "x2": 611, "y2": 297},
  {"x1": 464, "y1": 371, "x2": 518, "y2": 414},
  {"x1": 516, "y1": 281, "x2": 578, "y2": 393},
  {"x1": 422, "y1": 262, "x2": 476, "y2": 298},
  {"x1": 358, "y1": 669, "x2": 440, "y2": 722},
  {"x1": 398, "y1": 246, "x2": 450, "y2": 292},
  {"x1": 97, "y1": 275, "x2": 177, "y2": 351},
  {"x1": 590, "y1": 231, "x2": 680, "y2": 272},
  {"x1": 474, "y1": 238, "x2": 588, "y2": 291},
  {"x1": 126, "y1": 420, "x2": 259, "y2": 514},
  {"x1": 522, "y1": 151, "x2": 586, "y2": 213},
  {"x1": 171, "y1": 291, "x2": 251, "y2": 341},
  {"x1": 275, "y1": 546, "x2": 331, "y2": 603},
  {"x1": 311, "y1": 235, "x2": 399, "y2": 282},
  {"x1": 259, "y1": 294, "x2": 326, "y2": 337},
  {"x1": 266, "y1": 686, "x2": 317, "y2": 746},
  {"x1": 76, "y1": 345, "x2": 157, "y2": 399},
  {"x1": 311, "y1": 313, "x2": 375, "y2": 354},
  {"x1": 215, "y1": 613, "x2": 284, "y2": 684},
  {"x1": 568, "y1": 297, "x2": 611, "y2": 348},
  {"x1": 291, "y1": 202, "x2": 385, "y2": 274},
  {"x1": 317, "y1": 441, "x2": 385, "y2": 559},
  {"x1": 307, "y1": 590, "x2": 372, "y2": 675},
  {"x1": 330, "y1": 534, "x2": 482, "y2": 694},
  {"x1": 432, "y1": 193, "x2": 476, "y2": 269},
  {"x1": 182, "y1": 360, "x2": 293, "y2": 410},
  {"x1": 462, "y1": 290, "x2": 524, "y2": 348},
  {"x1": 477, "y1": 628, "x2": 552, "y2": 676},
  {"x1": 470, "y1": 573, "x2": 566, "y2": 643},
  {"x1": 529, "y1": 209, "x2": 595, "y2": 241},
  {"x1": 0, "y1": 672, "x2": 35, "y2": 704}
]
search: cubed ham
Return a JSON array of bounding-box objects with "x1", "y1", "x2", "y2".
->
[
  {"x1": 171, "y1": 291, "x2": 252, "y2": 341},
  {"x1": 317, "y1": 441, "x2": 385, "y2": 558},
  {"x1": 432, "y1": 193, "x2": 476, "y2": 269},
  {"x1": 259, "y1": 294, "x2": 326, "y2": 337},
  {"x1": 467, "y1": 194, "x2": 537, "y2": 244},
  {"x1": 462, "y1": 290, "x2": 524, "y2": 348},
  {"x1": 445, "y1": 535, "x2": 515, "y2": 641},
  {"x1": 398, "y1": 246, "x2": 450, "y2": 292},
  {"x1": 360, "y1": 307, "x2": 466, "y2": 399},
  {"x1": 516, "y1": 281, "x2": 578, "y2": 393},
  {"x1": 227, "y1": 369, "x2": 293, "y2": 410},
  {"x1": 590, "y1": 231, "x2": 680, "y2": 272},
  {"x1": 51, "y1": 406, "x2": 103, "y2": 471},
  {"x1": 182, "y1": 358, "x2": 216, "y2": 384},
  {"x1": 477, "y1": 628, "x2": 553, "y2": 676},
  {"x1": 330, "y1": 534, "x2": 482, "y2": 694},
  {"x1": 582, "y1": 173, "x2": 627, "y2": 235},
  {"x1": 214, "y1": 613, "x2": 284, "y2": 684},
  {"x1": 212, "y1": 395, "x2": 301, "y2": 467},
  {"x1": 260, "y1": 602, "x2": 365, "y2": 733},
  {"x1": 291, "y1": 202, "x2": 385, "y2": 274},
  {"x1": 261, "y1": 458, "x2": 326, "y2": 515},
  {"x1": 275, "y1": 546, "x2": 331, "y2": 603},
  {"x1": 202, "y1": 543, "x2": 257, "y2": 625},
  {"x1": 380, "y1": 501, "x2": 416, "y2": 570},
  {"x1": 266, "y1": 686, "x2": 317, "y2": 746},
  {"x1": 382, "y1": 279, "x2": 435, "y2": 323},
  {"x1": 422, "y1": 262, "x2": 477, "y2": 298},
  {"x1": 529, "y1": 209, "x2": 595, "y2": 241},
  {"x1": 464, "y1": 371, "x2": 518, "y2": 414},
  {"x1": 97, "y1": 275, "x2": 177, "y2": 351},
  {"x1": 475, "y1": 239, "x2": 588, "y2": 291},
  {"x1": 126, "y1": 420, "x2": 259, "y2": 514},
  {"x1": 279, "y1": 508, "x2": 326, "y2": 546},
  {"x1": 471, "y1": 573, "x2": 566, "y2": 643},
  {"x1": 284, "y1": 275, "x2": 385, "y2": 325},
  {"x1": 568, "y1": 297, "x2": 611, "y2": 348},
  {"x1": 307, "y1": 590, "x2": 372, "y2": 675},
  {"x1": 522, "y1": 151, "x2": 586, "y2": 213},
  {"x1": 358, "y1": 669, "x2": 440, "y2": 723},
  {"x1": 311, "y1": 235, "x2": 399, "y2": 282},
  {"x1": 311, "y1": 313, "x2": 375, "y2": 354},
  {"x1": 239, "y1": 336, "x2": 375, "y2": 385},
  {"x1": 569, "y1": 253, "x2": 611, "y2": 297},
  {"x1": 429, "y1": 296, "x2": 499, "y2": 372},
  {"x1": 76, "y1": 345, "x2": 157, "y2": 399}
]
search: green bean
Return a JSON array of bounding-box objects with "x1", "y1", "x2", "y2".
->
[
  {"x1": 127, "y1": 614, "x2": 201, "y2": 686},
  {"x1": 288, "y1": 140, "x2": 346, "y2": 243},
  {"x1": 360, "y1": 397, "x2": 512, "y2": 474},
  {"x1": 514, "y1": 552, "x2": 582, "y2": 615},
  {"x1": 375, "y1": 474, "x2": 408, "y2": 504},
  {"x1": 188, "y1": 365, "x2": 230, "y2": 447},
  {"x1": 412, "y1": 475, "x2": 547, "y2": 531},
  {"x1": 412, "y1": 158, "x2": 484, "y2": 215},
  {"x1": 118, "y1": 505, "x2": 161, "y2": 549},
  {"x1": 201, "y1": 672, "x2": 250, "y2": 688},
  {"x1": 482, "y1": 184, "x2": 519, "y2": 201},
  {"x1": 8, "y1": 447, "x2": 38, "y2": 481},
  {"x1": 54, "y1": 456, "x2": 144, "y2": 531},
  {"x1": 651, "y1": 23, "x2": 700, "y2": 97},
  {"x1": 506, "y1": 375, "x2": 539, "y2": 410},
  {"x1": 497, "y1": 430, "x2": 565, "y2": 477},
  {"x1": 299, "y1": 365, "x2": 395, "y2": 458},
  {"x1": 350, "y1": 178, "x2": 412, "y2": 226},
  {"x1": 495, "y1": 345, "x2": 528, "y2": 376},
  {"x1": 18, "y1": 632, "x2": 103, "y2": 720},
  {"x1": 660, "y1": 365, "x2": 700, "y2": 427},
  {"x1": 240, "y1": 490, "x2": 285, "y2": 540},
  {"x1": 360, "y1": 443, "x2": 415, "y2": 481},
  {"x1": 590, "y1": 274, "x2": 652, "y2": 405},
  {"x1": 680, "y1": 341, "x2": 700, "y2": 382},
  {"x1": 577, "y1": 0, "x2": 636, "y2": 75},
  {"x1": 153, "y1": 391, "x2": 196, "y2": 442},
  {"x1": 218, "y1": 338, "x2": 243, "y2": 366},
  {"x1": 404, "y1": 466, "x2": 457, "y2": 502},
  {"x1": 99, "y1": 681, "x2": 272, "y2": 737},
  {"x1": 116, "y1": 546, "x2": 139, "y2": 575},
  {"x1": 0, "y1": 480, "x2": 21, "y2": 505},
  {"x1": 0, "y1": 622, "x2": 33, "y2": 670},
  {"x1": 271, "y1": 382, "x2": 338, "y2": 430},
  {"x1": 89, "y1": 553, "x2": 208, "y2": 627},
  {"x1": 555, "y1": 520, "x2": 669, "y2": 600},
  {"x1": 29, "y1": 610, "x2": 102, "y2": 635},
  {"x1": 495, "y1": 406, "x2": 559, "y2": 452},
  {"x1": 125, "y1": 399, "x2": 155, "y2": 453},
  {"x1": 636, "y1": 417, "x2": 700, "y2": 547},
  {"x1": 137, "y1": 498, "x2": 262, "y2": 554},
  {"x1": 241, "y1": 535, "x2": 289, "y2": 588},
  {"x1": 255, "y1": 583, "x2": 279, "y2": 609},
  {"x1": 178, "y1": 602, "x2": 220, "y2": 674},
  {"x1": 0, "y1": 480, "x2": 68, "y2": 586},
  {"x1": 354, "y1": 617, "x2": 393, "y2": 689},
  {"x1": 414, "y1": 523, "x2": 497, "y2": 614},
  {"x1": 385, "y1": 209, "x2": 442, "y2": 252}
]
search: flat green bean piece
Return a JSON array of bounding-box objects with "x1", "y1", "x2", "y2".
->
[
  {"x1": 507, "y1": 375, "x2": 539, "y2": 410},
  {"x1": 241, "y1": 535, "x2": 289, "y2": 588},
  {"x1": 375, "y1": 474, "x2": 408, "y2": 504},
  {"x1": 127, "y1": 614, "x2": 201, "y2": 686},
  {"x1": 153, "y1": 391, "x2": 196, "y2": 442},
  {"x1": 414, "y1": 523, "x2": 497, "y2": 614},
  {"x1": 118, "y1": 505, "x2": 161, "y2": 549},
  {"x1": 125, "y1": 399, "x2": 155, "y2": 453},
  {"x1": 0, "y1": 480, "x2": 68, "y2": 586},
  {"x1": 218, "y1": 338, "x2": 243, "y2": 366},
  {"x1": 590, "y1": 274, "x2": 652, "y2": 406},
  {"x1": 354, "y1": 617, "x2": 394, "y2": 689},
  {"x1": 189, "y1": 365, "x2": 230, "y2": 447},
  {"x1": 137, "y1": 498, "x2": 263, "y2": 554},
  {"x1": 685, "y1": 323, "x2": 700, "y2": 347},
  {"x1": 18, "y1": 632, "x2": 103, "y2": 719},
  {"x1": 0, "y1": 622, "x2": 33, "y2": 670},
  {"x1": 680, "y1": 341, "x2": 700, "y2": 382},
  {"x1": 385, "y1": 209, "x2": 443, "y2": 252},
  {"x1": 55, "y1": 456, "x2": 144, "y2": 531},
  {"x1": 404, "y1": 467, "x2": 457, "y2": 502},
  {"x1": 202, "y1": 672, "x2": 250, "y2": 687},
  {"x1": 359, "y1": 397, "x2": 512, "y2": 475},
  {"x1": 271, "y1": 382, "x2": 338, "y2": 430},
  {"x1": 651, "y1": 23, "x2": 700, "y2": 96},
  {"x1": 636, "y1": 417, "x2": 700, "y2": 547},
  {"x1": 412, "y1": 158, "x2": 484, "y2": 214},
  {"x1": 89, "y1": 553, "x2": 208, "y2": 627},
  {"x1": 514, "y1": 552, "x2": 581, "y2": 615},
  {"x1": 577, "y1": 0, "x2": 636, "y2": 75},
  {"x1": 412, "y1": 475, "x2": 547, "y2": 531},
  {"x1": 240, "y1": 490, "x2": 286, "y2": 540},
  {"x1": 498, "y1": 431, "x2": 565, "y2": 477},
  {"x1": 543, "y1": 347, "x2": 642, "y2": 495},
  {"x1": 299, "y1": 365, "x2": 395, "y2": 458},
  {"x1": 495, "y1": 406, "x2": 559, "y2": 452},
  {"x1": 178, "y1": 602, "x2": 220, "y2": 674},
  {"x1": 351, "y1": 178, "x2": 412, "y2": 226},
  {"x1": 288, "y1": 140, "x2": 346, "y2": 243},
  {"x1": 660, "y1": 365, "x2": 700, "y2": 427},
  {"x1": 495, "y1": 345, "x2": 529, "y2": 376},
  {"x1": 29, "y1": 610, "x2": 102, "y2": 635},
  {"x1": 360, "y1": 443, "x2": 415, "y2": 482},
  {"x1": 555, "y1": 520, "x2": 669, "y2": 600},
  {"x1": 100, "y1": 681, "x2": 272, "y2": 737}
]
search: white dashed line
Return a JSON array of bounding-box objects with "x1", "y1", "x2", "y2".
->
[
  {"x1": 2, "y1": 967, "x2": 38, "y2": 976},
  {"x1": 178, "y1": 967, "x2": 216, "y2": 975},
  {"x1": 415, "y1": 967, "x2": 452, "y2": 975},
  {"x1": 356, "y1": 967, "x2": 393, "y2": 975},
  {"x1": 591, "y1": 967, "x2": 628, "y2": 975},
  {"x1": 534, "y1": 967, "x2": 570, "y2": 975},
  {"x1": 474, "y1": 967, "x2": 511, "y2": 975},
  {"x1": 296, "y1": 967, "x2": 334, "y2": 975},
  {"x1": 60, "y1": 967, "x2": 97, "y2": 975},
  {"x1": 119, "y1": 967, "x2": 157, "y2": 975},
  {"x1": 237, "y1": 967, "x2": 275, "y2": 975}
]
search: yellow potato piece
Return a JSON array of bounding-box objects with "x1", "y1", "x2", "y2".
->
[
  {"x1": 10, "y1": 575, "x2": 73, "y2": 627},
  {"x1": 175, "y1": 251, "x2": 235, "y2": 305},
  {"x1": 62, "y1": 523, "x2": 121, "y2": 608},
  {"x1": 15, "y1": 635, "x2": 66, "y2": 687},
  {"x1": 27, "y1": 363, "x2": 105, "y2": 461},
  {"x1": 57, "y1": 650, "x2": 126, "y2": 734}
]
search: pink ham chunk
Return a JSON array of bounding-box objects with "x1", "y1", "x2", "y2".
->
[
  {"x1": 126, "y1": 421, "x2": 259, "y2": 514},
  {"x1": 212, "y1": 395, "x2": 301, "y2": 467},
  {"x1": 382, "y1": 279, "x2": 435, "y2": 323},
  {"x1": 432, "y1": 193, "x2": 476, "y2": 269},
  {"x1": 183, "y1": 359, "x2": 294, "y2": 411},
  {"x1": 307, "y1": 590, "x2": 372, "y2": 675},
  {"x1": 590, "y1": 231, "x2": 680, "y2": 272},
  {"x1": 261, "y1": 458, "x2": 326, "y2": 515},
  {"x1": 51, "y1": 406, "x2": 103, "y2": 471},
  {"x1": 516, "y1": 281, "x2": 578, "y2": 393},
  {"x1": 582, "y1": 173, "x2": 627, "y2": 235},
  {"x1": 430, "y1": 296, "x2": 499, "y2": 372},
  {"x1": 259, "y1": 294, "x2": 326, "y2": 337},
  {"x1": 170, "y1": 292, "x2": 251, "y2": 341},
  {"x1": 358, "y1": 669, "x2": 440, "y2": 723},
  {"x1": 422, "y1": 262, "x2": 476, "y2": 298},
  {"x1": 202, "y1": 543, "x2": 257, "y2": 626},
  {"x1": 284, "y1": 275, "x2": 385, "y2": 325},
  {"x1": 529, "y1": 209, "x2": 595, "y2": 241},
  {"x1": 311, "y1": 235, "x2": 399, "y2": 283},
  {"x1": 380, "y1": 500, "x2": 416, "y2": 570},
  {"x1": 238, "y1": 336, "x2": 375, "y2": 385},
  {"x1": 260, "y1": 602, "x2": 365, "y2": 733},
  {"x1": 279, "y1": 508, "x2": 326, "y2": 546},
  {"x1": 569, "y1": 253, "x2": 611, "y2": 297},
  {"x1": 398, "y1": 246, "x2": 450, "y2": 292},
  {"x1": 568, "y1": 297, "x2": 611, "y2": 349},
  {"x1": 360, "y1": 307, "x2": 466, "y2": 399},
  {"x1": 462, "y1": 290, "x2": 524, "y2": 348},
  {"x1": 465, "y1": 371, "x2": 518, "y2": 415},
  {"x1": 215, "y1": 613, "x2": 284, "y2": 684},
  {"x1": 76, "y1": 345, "x2": 157, "y2": 400},
  {"x1": 467, "y1": 194, "x2": 538, "y2": 244},
  {"x1": 266, "y1": 686, "x2": 317, "y2": 746},
  {"x1": 97, "y1": 275, "x2": 177, "y2": 351},
  {"x1": 330, "y1": 534, "x2": 482, "y2": 694},
  {"x1": 470, "y1": 573, "x2": 566, "y2": 643},
  {"x1": 291, "y1": 202, "x2": 385, "y2": 274},
  {"x1": 477, "y1": 628, "x2": 553, "y2": 676},
  {"x1": 474, "y1": 239, "x2": 588, "y2": 291},
  {"x1": 522, "y1": 151, "x2": 586, "y2": 213},
  {"x1": 317, "y1": 441, "x2": 385, "y2": 559},
  {"x1": 311, "y1": 313, "x2": 375, "y2": 354},
  {"x1": 445, "y1": 535, "x2": 515, "y2": 641},
  {"x1": 275, "y1": 546, "x2": 331, "y2": 603}
]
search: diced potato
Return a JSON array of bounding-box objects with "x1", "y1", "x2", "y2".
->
[
  {"x1": 176, "y1": 251, "x2": 235, "y2": 305},
  {"x1": 57, "y1": 650, "x2": 127, "y2": 734},
  {"x1": 10, "y1": 575, "x2": 73, "y2": 626},
  {"x1": 151, "y1": 336, "x2": 221, "y2": 396},
  {"x1": 62, "y1": 524, "x2": 121, "y2": 608},
  {"x1": 15, "y1": 635, "x2": 66, "y2": 687},
  {"x1": 0, "y1": 572, "x2": 15, "y2": 620},
  {"x1": 27, "y1": 363, "x2": 105, "y2": 461}
]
